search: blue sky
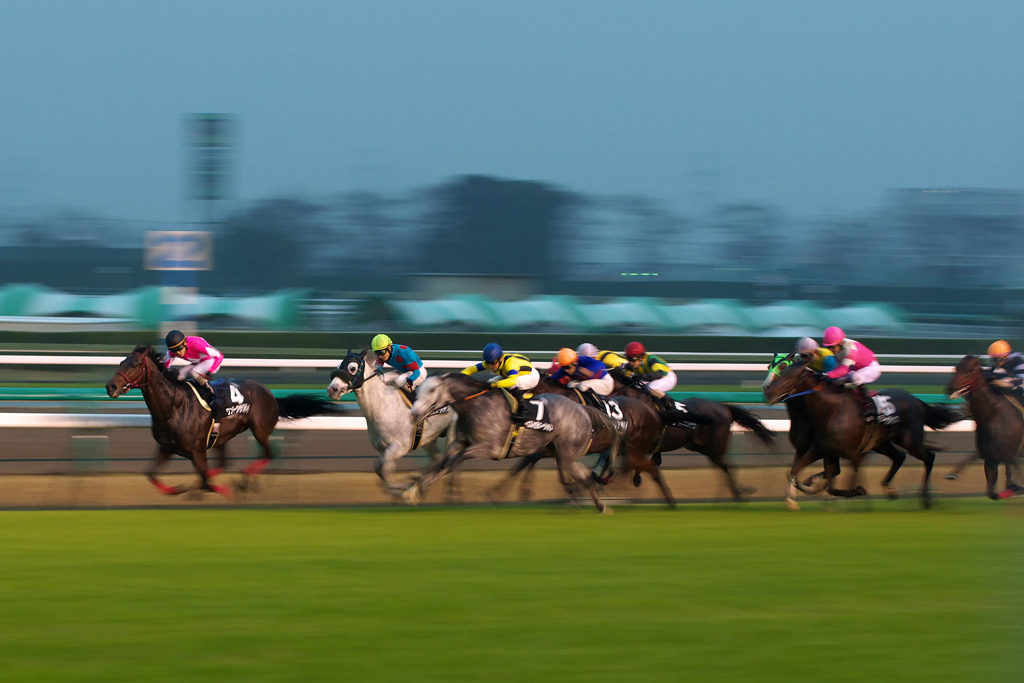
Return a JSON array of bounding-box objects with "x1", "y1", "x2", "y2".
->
[{"x1": 2, "y1": 0, "x2": 1022, "y2": 224}]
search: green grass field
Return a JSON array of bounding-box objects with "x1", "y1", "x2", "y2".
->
[{"x1": 1, "y1": 501, "x2": 1021, "y2": 682}]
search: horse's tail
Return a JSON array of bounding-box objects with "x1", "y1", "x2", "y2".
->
[
  {"x1": 276, "y1": 394, "x2": 346, "y2": 420},
  {"x1": 660, "y1": 409, "x2": 715, "y2": 426},
  {"x1": 726, "y1": 404, "x2": 777, "y2": 449},
  {"x1": 921, "y1": 401, "x2": 965, "y2": 431}
]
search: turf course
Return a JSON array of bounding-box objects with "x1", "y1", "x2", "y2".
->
[{"x1": 1, "y1": 500, "x2": 1021, "y2": 682}]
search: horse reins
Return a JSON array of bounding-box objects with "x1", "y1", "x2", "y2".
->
[{"x1": 115, "y1": 352, "x2": 156, "y2": 390}]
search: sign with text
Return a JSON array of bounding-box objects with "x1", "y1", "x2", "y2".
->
[{"x1": 145, "y1": 231, "x2": 213, "y2": 271}]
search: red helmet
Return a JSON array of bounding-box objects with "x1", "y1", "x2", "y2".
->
[{"x1": 624, "y1": 341, "x2": 645, "y2": 358}]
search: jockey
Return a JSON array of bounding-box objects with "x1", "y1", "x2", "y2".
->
[
  {"x1": 549, "y1": 347, "x2": 614, "y2": 396},
  {"x1": 461, "y1": 342, "x2": 539, "y2": 421},
  {"x1": 622, "y1": 341, "x2": 677, "y2": 400},
  {"x1": 164, "y1": 329, "x2": 222, "y2": 407},
  {"x1": 795, "y1": 336, "x2": 838, "y2": 373},
  {"x1": 984, "y1": 340, "x2": 1024, "y2": 394},
  {"x1": 370, "y1": 333, "x2": 427, "y2": 394},
  {"x1": 822, "y1": 326, "x2": 881, "y2": 420}
]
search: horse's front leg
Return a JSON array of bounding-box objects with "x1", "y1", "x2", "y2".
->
[
  {"x1": 375, "y1": 440, "x2": 413, "y2": 496},
  {"x1": 872, "y1": 443, "x2": 907, "y2": 500},
  {"x1": 147, "y1": 446, "x2": 182, "y2": 495},
  {"x1": 824, "y1": 455, "x2": 867, "y2": 498}
]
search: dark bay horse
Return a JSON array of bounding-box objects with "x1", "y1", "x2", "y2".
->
[
  {"x1": 607, "y1": 369, "x2": 776, "y2": 499},
  {"x1": 106, "y1": 345, "x2": 341, "y2": 497},
  {"x1": 407, "y1": 373, "x2": 621, "y2": 512},
  {"x1": 764, "y1": 357, "x2": 961, "y2": 508},
  {"x1": 763, "y1": 351, "x2": 921, "y2": 510},
  {"x1": 947, "y1": 354, "x2": 1024, "y2": 499},
  {"x1": 490, "y1": 375, "x2": 674, "y2": 505}
]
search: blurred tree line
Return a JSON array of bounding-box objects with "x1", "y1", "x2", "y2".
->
[{"x1": 0, "y1": 176, "x2": 1021, "y2": 305}]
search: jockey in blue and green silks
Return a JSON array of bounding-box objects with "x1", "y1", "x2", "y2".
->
[{"x1": 370, "y1": 333, "x2": 427, "y2": 391}]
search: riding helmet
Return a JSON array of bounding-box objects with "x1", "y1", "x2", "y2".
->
[
  {"x1": 624, "y1": 341, "x2": 645, "y2": 358},
  {"x1": 555, "y1": 347, "x2": 577, "y2": 367},
  {"x1": 483, "y1": 342, "x2": 503, "y2": 363},
  {"x1": 822, "y1": 326, "x2": 845, "y2": 346},
  {"x1": 165, "y1": 329, "x2": 186, "y2": 352},
  {"x1": 795, "y1": 337, "x2": 819, "y2": 355},
  {"x1": 576, "y1": 342, "x2": 598, "y2": 358},
  {"x1": 988, "y1": 339, "x2": 1012, "y2": 357},
  {"x1": 371, "y1": 333, "x2": 392, "y2": 352}
]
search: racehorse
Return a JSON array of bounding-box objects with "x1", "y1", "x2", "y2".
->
[
  {"x1": 489, "y1": 375, "x2": 673, "y2": 506},
  {"x1": 327, "y1": 348, "x2": 454, "y2": 494},
  {"x1": 764, "y1": 356, "x2": 961, "y2": 508},
  {"x1": 763, "y1": 351, "x2": 917, "y2": 510},
  {"x1": 606, "y1": 368, "x2": 775, "y2": 499},
  {"x1": 406, "y1": 373, "x2": 621, "y2": 512},
  {"x1": 947, "y1": 354, "x2": 1024, "y2": 499},
  {"x1": 106, "y1": 344, "x2": 341, "y2": 497}
]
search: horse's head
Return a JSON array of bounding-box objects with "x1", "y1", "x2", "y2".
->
[
  {"x1": 762, "y1": 356, "x2": 820, "y2": 405},
  {"x1": 948, "y1": 354, "x2": 983, "y2": 399},
  {"x1": 761, "y1": 352, "x2": 796, "y2": 393},
  {"x1": 327, "y1": 351, "x2": 369, "y2": 399},
  {"x1": 106, "y1": 345, "x2": 160, "y2": 398},
  {"x1": 410, "y1": 374, "x2": 454, "y2": 422}
]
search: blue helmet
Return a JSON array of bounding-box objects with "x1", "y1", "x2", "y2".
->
[{"x1": 483, "y1": 342, "x2": 503, "y2": 363}]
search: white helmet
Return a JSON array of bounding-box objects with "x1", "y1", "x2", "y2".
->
[
  {"x1": 795, "y1": 337, "x2": 819, "y2": 355},
  {"x1": 576, "y1": 342, "x2": 598, "y2": 358}
]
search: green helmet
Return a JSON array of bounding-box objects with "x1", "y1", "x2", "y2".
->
[{"x1": 371, "y1": 333, "x2": 393, "y2": 352}]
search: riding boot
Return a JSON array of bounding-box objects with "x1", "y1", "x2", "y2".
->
[
  {"x1": 851, "y1": 384, "x2": 876, "y2": 421},
  {"x1": 195, "y1": 374, "x2": 217, "y2": 411},
  {"x1": 508, "y1": 388, "x2": 529, "y2": 423}
]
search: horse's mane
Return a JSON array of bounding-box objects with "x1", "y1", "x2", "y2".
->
[{"x1": 132, "y1": 344, "x2": 177, "y2": 380}]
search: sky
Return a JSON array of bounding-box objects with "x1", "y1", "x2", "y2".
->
[{"x1": 2, "y1": 0, "x2": 1023, "y2": 226}]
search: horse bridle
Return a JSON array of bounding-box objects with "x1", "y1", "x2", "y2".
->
[
  {"x1": 114, "y1": 351, "x2": 156, "y2": 391},
  {"x1": 330, "y1": 352, "x2": 386, "y2": 394}
]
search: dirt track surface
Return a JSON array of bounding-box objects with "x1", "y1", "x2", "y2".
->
[{"x1": 0, "y1": 463, "x2": 995, "y2": 509}]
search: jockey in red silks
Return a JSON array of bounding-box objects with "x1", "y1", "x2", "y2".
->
[{"x1": 822, "y1": 326, "x2": 881, "y2": 420}]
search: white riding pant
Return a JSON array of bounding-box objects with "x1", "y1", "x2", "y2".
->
[
  {"x1": 492, "y1": 368, "x2": 540, "y2": 391},
  {"x1": 568, "y1": 374, "x2": 614, "y2": 396},
  {"x1": 178, "y1": 359, "x2": 217, "y2": 381},
  {"x1": 388, "y1": 369, "x2": 427, "y2": 389},
  {"x1": 850, "y1": 361, "x2": 882, "y2": 386},
  {"x1": 646, "y1": 372, "x2": 678, "y2": 394}
]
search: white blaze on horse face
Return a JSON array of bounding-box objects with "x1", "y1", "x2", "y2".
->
[{"x1": 327, "y1": 377, "x2": 352, "y2": 400}]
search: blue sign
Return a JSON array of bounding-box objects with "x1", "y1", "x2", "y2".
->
[{"x1": 145, "y1": 231, "x2": 213, "y2": 271}]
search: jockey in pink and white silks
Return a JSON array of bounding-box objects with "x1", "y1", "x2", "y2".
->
[
  {"x1": 822, "y1": 326, "x2": 881, "y2": 386},
  {"x1": 164, "y1": 329, "x2": 223, "y2": 404},
  {"x1": 822, "y1": 326, "x2": 881, "y2": 420}
]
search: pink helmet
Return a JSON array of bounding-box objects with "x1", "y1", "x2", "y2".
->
[{"x1": 822, "y1": 326, "x2": 845, "y2": 346}]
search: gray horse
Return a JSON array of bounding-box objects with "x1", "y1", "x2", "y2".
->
[
  {"x1": 327, "y1": 349, "x2": 454, "y2": 493},
  {"x1": 405, "y1": 373, "x2": 620, "y2": 513}
]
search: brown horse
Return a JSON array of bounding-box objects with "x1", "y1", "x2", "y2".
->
[
  {"x1": 105, "y1": 345, "x2": 341, "y2": 497},
  {"x1": 607, "y1": 369, "x2": 775, "y2": 499},
  {"x1": 491, "y1": 375, "x2": 674, "y2": 505},
  {"x1": 947, "y1": 355, "x2": 1024, "y2": 499},
  {"x1": 764, "y1": 357, "x2": 961, "y2": 508}
]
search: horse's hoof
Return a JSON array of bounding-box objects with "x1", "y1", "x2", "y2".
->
[
  {"x1": 785, "y1": 499, "x2": 800, "y2": 511},
  {"x1": 401, "y1": 486, "x2": 422, "y2": 506},
  {"x1": 943, "y1": 473, "x2": 959, "y2": 481},
  {"x1": 632, "y1": 473, "x2": 643, "y2": 487},
  {"x1": 853, "y1": 486, "x2": 868, "y2": 497},
  {"x1": 885, "y1": 487, "x2": 899, "y2": 501}
]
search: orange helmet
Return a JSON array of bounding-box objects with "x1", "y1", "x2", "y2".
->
[
  {"x1": 555, "y1": 347, "x2": 578, "y2": 367},
  {"x1": 988, "y1": 340, "x2": 1012, "y2": 357}
]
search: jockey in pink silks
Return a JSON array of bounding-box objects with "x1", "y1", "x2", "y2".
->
[
  {"x1": 822, "y1": 326, "x2": 882, "y2": 420},
  {"x1": 164, "y1": 329, "x2": 224, "y2": 405}
]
